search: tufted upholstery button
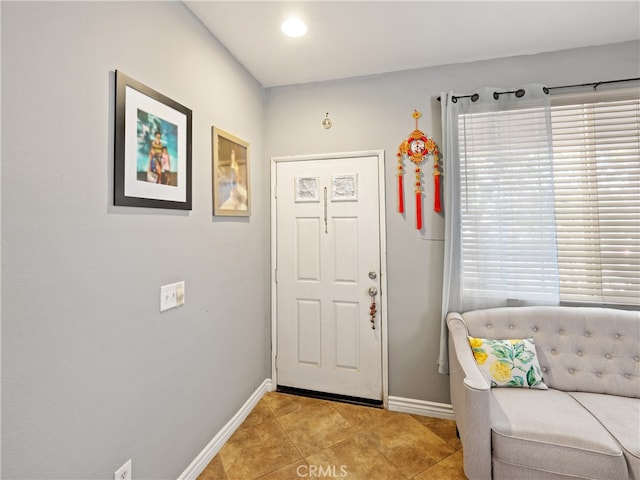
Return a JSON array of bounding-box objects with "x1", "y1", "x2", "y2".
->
[
  {"x1": 635, "y1": 356, "x2": 639, "y2": 363},
  {"x1": 542, "y1": 367, "x2": 547, "y2": 372},
  {"x1": 614, "y1": 333, "x2": 621, "y2": 339},
  {"x1": 624, "y1": 374, "x2": 631, "y2": 379},
  {"x1": 551, "y1": 348, "x2": 557, "y2": 354},
  {"x1": 577, "y1": 351, "x2": 583, "y2": 356},
  {"x1": 596, "y1": 371, "x2": 602, "y2": 377},
  {"x1": 509, "y1": 324, "x2": 514, "y2": 330},
  {"x1": 559, "y1": 329, "x2": 565, "y2": 335},
  {"x1": 585, "y1": 331, "x2": 591, "y2": 337},
  {"x1": 486, "y1": 324, "x2": 492, "y2": 329},
  {"x1": 605, "y1": 353, "x2": 611, "y2": 359},
  {"x1": 533, "y1": 326, "x2": 538, "y2": 332},
  {"x1": 569, "y1": 368, "x2": 575, "y2": 374}
]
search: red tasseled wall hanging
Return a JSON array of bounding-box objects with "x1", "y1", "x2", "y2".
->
[{"x1": 397, "y1": 110, "x2": 441, "y2": 229}]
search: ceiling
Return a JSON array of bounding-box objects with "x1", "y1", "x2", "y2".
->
[{"x1": 184, "y1": 1, "x2": 640, "y2": 88}]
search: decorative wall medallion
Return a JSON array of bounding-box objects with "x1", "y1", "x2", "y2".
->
[{"x1": 397, "y1": 110, "x2": 440, "y2": 230}]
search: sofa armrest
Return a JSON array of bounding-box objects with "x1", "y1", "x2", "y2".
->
[
  {"x1": 447, "y1": 312, "x2": 492, "y2": 480},
  {"x1": 447, "y1": 312, "x2": 490, "y2": 392}
]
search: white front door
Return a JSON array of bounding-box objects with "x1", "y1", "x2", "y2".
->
[{"x1": 273, "y1": 152, "x2": 386, "y2": 401}]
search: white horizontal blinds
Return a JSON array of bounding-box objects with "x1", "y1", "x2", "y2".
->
[
  {"x1": 458, "y1": 104, "x2": 559, "y2": 304},
  {"x1": 551, "y1": 94, "x2": 640, "y2": 305}
]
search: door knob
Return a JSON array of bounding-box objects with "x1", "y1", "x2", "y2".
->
[
  {"x1": 368, "y1": 271, "x2": 377, "y2": 280},
  {"x1": 368, "y1": 286, "x2": 378, "y2": 297}
]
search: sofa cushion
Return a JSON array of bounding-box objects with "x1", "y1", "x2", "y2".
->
[
  {"x1": 468, "y1": 336, "x2": 547, "y2": 389},
  {"x1": 569, "y1": 392, "x2": 640, "y2": 480},
  {"x1": 491, "y1": 388, "x2": 627, "y2": 479},
  {"x1": 461, "y1": 306, "x2": 640, "y2": 397},
  {"x1": 492, "y1": 458, "x2": 606, "y2": 479}
]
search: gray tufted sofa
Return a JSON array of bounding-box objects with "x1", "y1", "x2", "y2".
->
[{"x1": 447, "y1": 306, "x2": 640, "y2": 480}]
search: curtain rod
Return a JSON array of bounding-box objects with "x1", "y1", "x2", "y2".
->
[{"x1": 436, "y1": 77, "x2": 640, "y2": 102}]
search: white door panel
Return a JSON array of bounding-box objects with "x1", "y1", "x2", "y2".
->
[{"x1": 275, "y1": 154, "x2": 383, "y2": 400}]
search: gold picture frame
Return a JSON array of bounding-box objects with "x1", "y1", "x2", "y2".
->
[{"x1": 212, "y1": 127, "x2": 250, "y2": 217}]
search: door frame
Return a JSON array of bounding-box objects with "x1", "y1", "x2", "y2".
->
[{"x1": 270, "y1": 150, "x2": 389, "y2": 407}]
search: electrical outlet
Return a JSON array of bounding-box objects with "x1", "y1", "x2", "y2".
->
[{"x1": 114, "y1": 459, "x2": 132, "y2": 480}]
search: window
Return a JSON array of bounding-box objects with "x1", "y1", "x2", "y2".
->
[
  {"x1": 459, "y1": 104, "x2": 560, "y2": 305},
  {"x1": 458, "y1": 88, "x2": 639, "y2": 307},
  {"x1": 551, "y1": 90, "x2": 640, "y2": 305}
]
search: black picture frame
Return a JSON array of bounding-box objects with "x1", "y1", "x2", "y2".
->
[{"x1": 114, "y1": 70, "x2": 192, "y2": 210}]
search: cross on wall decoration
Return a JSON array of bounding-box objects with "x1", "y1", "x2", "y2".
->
[{"x1": 397, "y1": 110, "x2": 441, "y2": 229}]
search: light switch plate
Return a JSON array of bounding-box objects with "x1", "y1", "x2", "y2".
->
[
  {"x1": 160, "y1": 281, "x2": 185, "y2": 312},
  {"x1": 160, "y1": 283, "x2": 178, "y2": 311},
  {"x1": 175, "y1": 281, "x2": 185, "y2": 306}
]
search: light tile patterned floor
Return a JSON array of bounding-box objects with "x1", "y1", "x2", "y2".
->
[{"x1": 197, "y1": 392, "x2": 466, "y2": 480}]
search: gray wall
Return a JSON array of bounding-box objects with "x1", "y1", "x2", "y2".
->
[
  {"x1": 1, "y1": 2, "x2": 268, "y2": 478},
  {"x1": 265, "y1": 40, "x2": 640, "y2": 404},
  {"x1": 2, "y1": 1, "x2": 638, "y2": 477}
]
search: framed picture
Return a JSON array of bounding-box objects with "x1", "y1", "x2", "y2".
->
[
  {"x1": 212, "y1": 127, "x2": 250, "y2": 216},
  {"x1": 114, "y1": 70, "x2": 192, "y2": 209}
]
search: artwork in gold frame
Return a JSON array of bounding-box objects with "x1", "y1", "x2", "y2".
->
[{"x1": 212, "y1": 127, "x2": 250, "y2": 217}]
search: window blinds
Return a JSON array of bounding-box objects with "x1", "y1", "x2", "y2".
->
[
  {"x1": 459, "y1": 105, "x2": 560, "y2": 305},
  {"x1": 458, "y1": 88, "x2": 639, "y2": 307},
  {"x1": 550, "y1": 93, "x2": 640, "y2": 305}
]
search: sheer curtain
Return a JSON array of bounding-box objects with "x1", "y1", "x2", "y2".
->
[{"x1": 438, "y1": 85, "x2": 560, "y2": 374}]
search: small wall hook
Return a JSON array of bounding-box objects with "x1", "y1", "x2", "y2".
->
[{"x1": 322, "y1": 112, "x2": 332, "y2": 129}]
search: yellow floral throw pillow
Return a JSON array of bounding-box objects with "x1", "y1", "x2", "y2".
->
[{"x1": 468, "y1": 336, "x2": 548, "y2": 389}]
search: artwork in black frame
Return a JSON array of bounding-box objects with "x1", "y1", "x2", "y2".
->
[{"x1": 114, "y1": 70, "x2": 192, "y2": 210}]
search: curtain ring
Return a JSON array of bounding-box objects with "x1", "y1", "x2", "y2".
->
[
  {"x1": 452, "y1": 96, "x2": 458, "y2": 103},
  {"x1": 493, "y1": 91, "x2": 500, "y2": 100},
  {"x1": 515, "y1": 89, "x2": 525, "y2": 98},
  {"x1": 543, "y1": 86, "x2": 550, "y2": 95},
  {"x1": 471, "y1": 93, "x2": 480, "y2": 102}
]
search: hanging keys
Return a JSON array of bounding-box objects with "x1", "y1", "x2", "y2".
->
[
  {"x1": 368, "y1": 286, "x2": 378, "y2": 330},
  {"x1": 369, "y1": 299, "x2": 377, "y2": 329}
]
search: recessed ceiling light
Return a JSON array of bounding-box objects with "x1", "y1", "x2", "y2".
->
[{"x1": 281, "y1": 17, "x2": 307, "y2": 38}]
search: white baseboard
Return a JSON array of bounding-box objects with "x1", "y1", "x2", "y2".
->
[
  {"x1": 177, "y1": 378, "x2": 273, "y2": 480},
  {"x1": 387, "y1": 395, "x2": 454, "y2": 420}
]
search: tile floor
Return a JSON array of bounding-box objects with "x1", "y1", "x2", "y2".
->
[{"x1": 197, "y1": 392, "x2": 466, "y2": 480}]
